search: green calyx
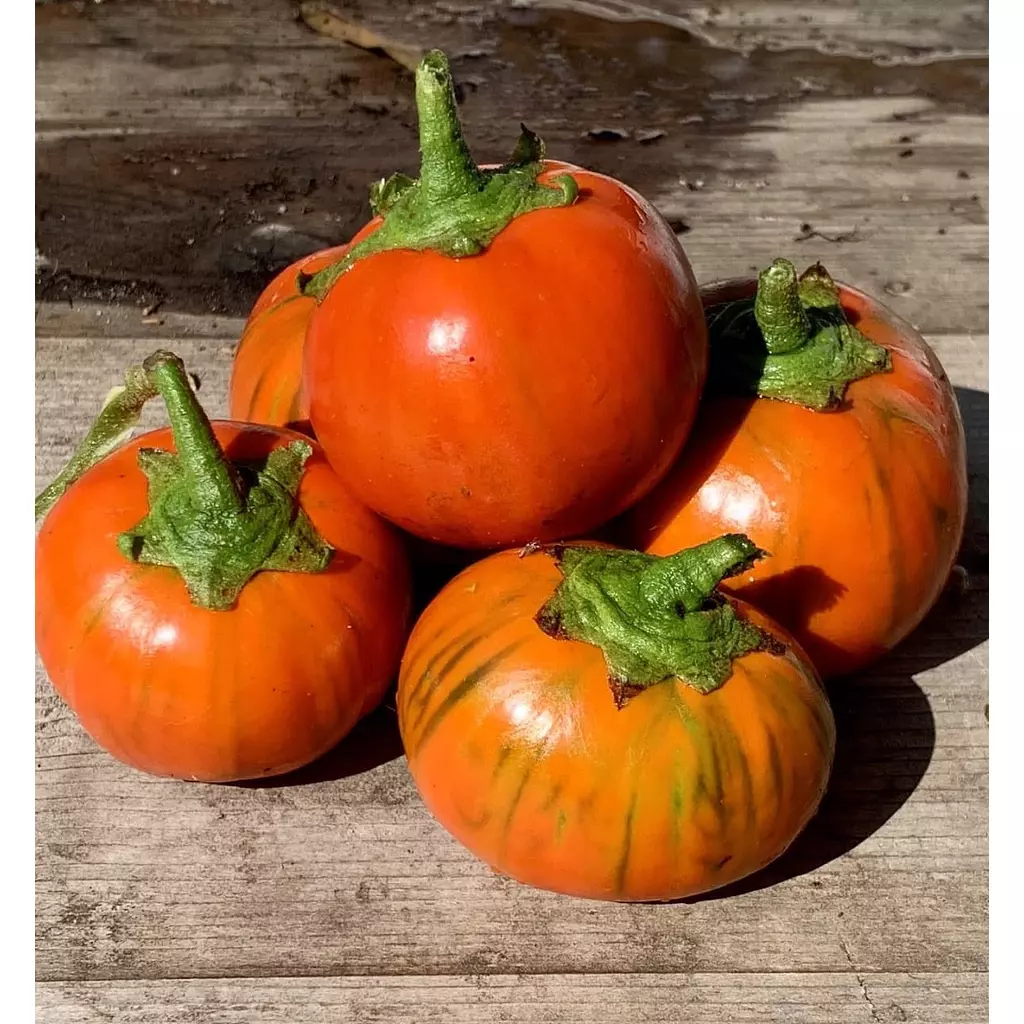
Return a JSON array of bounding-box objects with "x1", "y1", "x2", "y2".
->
[
  {"x1": 706, "y1": 258, "x2": 893, "y2": 411},
  {"x1": 35, "y1": 350, "x2": 332, "y2": 611},
  {"x1": 535, "y1": 536, "x2": 784, "y2": 708},
  {"x1": 300, "y1": 49, "x2": 578, "y2": 302},
  {"x1": 120, "y1": 352, "x2": 331, "y2": 610}
]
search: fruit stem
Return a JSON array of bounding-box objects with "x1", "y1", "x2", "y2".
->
[
  {"x1": 705, "y1": 258, "x2": 893, "y2": 411},
  {"x1": 754, "y1": 258, "x2": 813, "y2": 354},
  {"x1": 415, "y1": 50, "x2": 484, "y2": 202},
  {"x1": 144, "y1": 351, "x2": 244, "y2": 515},
  {"x1": 36, "y1": 350, "x2": 333, "y2": 611},
  {"x1": 638, "y1": 535, "x2": 766, "y2": 614}
]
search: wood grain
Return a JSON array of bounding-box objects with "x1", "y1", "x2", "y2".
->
[
  {"x1": 34, "y1": 0, "x2": 990, "y2": 57},
  {"x1": 36, "y1": 972, "x2": 989, "y2": 1024},
  {"x1": 34, "y1": 653, "x2": 987, "y2": 983}
]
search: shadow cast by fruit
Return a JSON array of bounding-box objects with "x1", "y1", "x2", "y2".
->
[
  {"x1": 679, "y1": 561, "x2": 985, "y2": 904},
  {"x1": 735, "y1": 564, "x2": 848, "y2": 664},
  {"x1": 233, "y1": 697, "x2": 405, "y2": 788},
  {"x1": 680, "y1": 669, "x2": 934, "y2": 903}
]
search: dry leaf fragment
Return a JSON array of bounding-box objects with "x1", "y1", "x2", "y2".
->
[{"x1": 299, "y1": 1, "x2": 424, "y2": 72}]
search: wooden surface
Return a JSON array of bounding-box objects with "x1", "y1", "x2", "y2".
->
[{"x1": 35, "y1": 2, "x2": 988, "y2": 1021}]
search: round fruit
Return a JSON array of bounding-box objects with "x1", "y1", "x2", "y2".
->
[
  {"x1": 302, "y1": 50, "x2": 707, "y2": 548},
  {"x1": 228, "y1": 243, "x2": 348, "y2": 433},
  {"x1": 36, "y1": 352, "x2": 412, "y2": 782},
  {"x1": 622, "y1": 259, "x2": 968, "y2": 677},
  {"x1": 398, "y1": 537, "x2": 835, "y2": 901}
]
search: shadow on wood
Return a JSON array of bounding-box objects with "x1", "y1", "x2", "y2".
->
[
  {"x1": 953, "y1": 385, "x2": 988, "y2": 578},
  {"x1": 683, "y1": 668, "x2": 934, "y2": 903},
  {"x1": 685, "y1": 564, "x2": 985, "y2": 903},
  {"x1": 233, "y1": 696, "x2": 405, "y2": 789},
  {"x1": 686, "y1": 381, "x2": 987, "y2": 901},
  {"x1": 35, "y1": 0, "x2": 988, "y2": 320}
]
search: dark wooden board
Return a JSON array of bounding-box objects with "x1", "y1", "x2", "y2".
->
[{"x1": 37, "y1": 0, "x2": 987, "y2": 331}]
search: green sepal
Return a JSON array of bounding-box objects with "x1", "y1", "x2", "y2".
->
[
  {"x1": 535, "y1": 537, "x2": 783, "y2": 708},
  {"x1": 119, "y1": 440, "x2": 331, "y2": 611},
  {"x1": 37, "y1": 350, "x2": 335, "y2": 613},
  {"x1": 707, "y1": 258, "x2": 893, "y2": 411},
  {"x1": 506, "y1": 123, "x2": 546, "y2": 168},
  {"x1": 35, "y1": 365, "x2": 160, "y2": 522},
  {"x1": 369, "y1": 173, "x2": 417, "y2": 217}
]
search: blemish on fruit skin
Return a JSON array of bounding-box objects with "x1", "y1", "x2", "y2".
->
[{"x1": 555, "y1": 809, "x2": 568, "y2": 840}]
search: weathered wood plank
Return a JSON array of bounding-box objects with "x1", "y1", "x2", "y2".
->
[
  {"x1": 537, "y1": 0, "x2": 988, "y2": 57},
  {"x1": 33, "y1": 328, "x2": 989, "y2": 978},
  {"x1": 35, "y1": 0, "x2": 989, "y2": 58},
  {"x1": 35, "y1": 972, "x2": 990, "y2": 1024},
  {"x1": 36, "y1": 0, "x2": 987, "y2": 331},
  {"x1": 34, "y1": 303, "x2": 246, "y2": 341},
  {"x1": 33, "y1": 644, "x2": 988, "y2": 982}
]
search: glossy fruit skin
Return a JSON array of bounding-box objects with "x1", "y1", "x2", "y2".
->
[
  {"x1": 303, "y1": 161, "x2": 708, "y2": 549},
  {"x1": 36, "y1": 423, "x2": 412, "y2": 783},
  {"x1": 397, "y1": 547, "x2": 835, "y2": 902},
  {"x1": 228, "y1": 244, "x2": 349, "y2": 433},
  {"x1": 622, "y1": 279, "x2": 968, "y2": 678}
]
